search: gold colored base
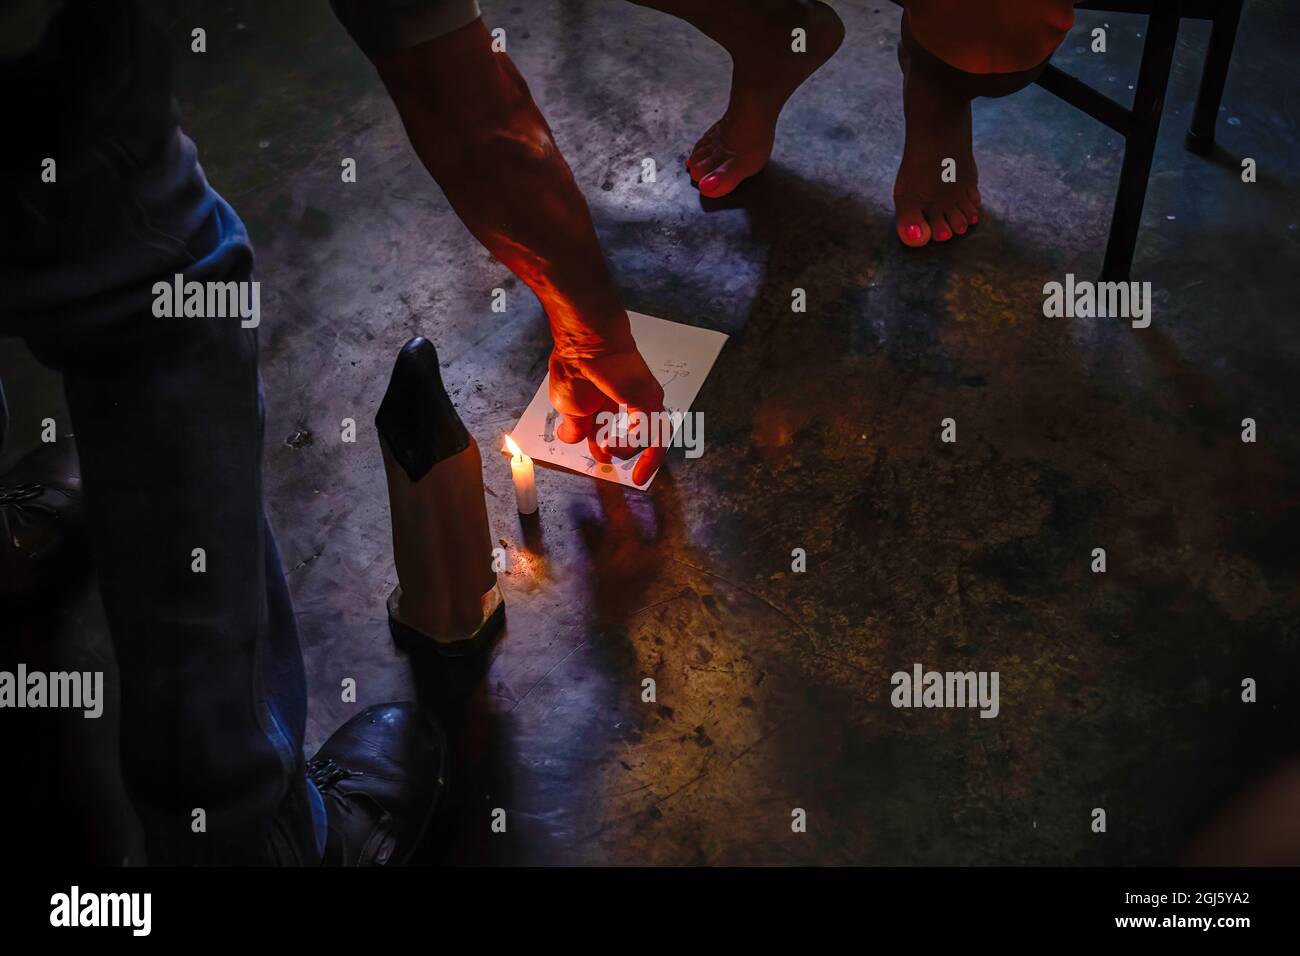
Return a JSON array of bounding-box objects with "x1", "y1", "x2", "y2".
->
[{"x1": 386, "y1": 582, "x2": 506, "y2": 657}]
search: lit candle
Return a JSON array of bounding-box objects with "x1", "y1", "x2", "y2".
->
[{"x1": 503, "y1": 434, "x2": 537, "y2": 515}]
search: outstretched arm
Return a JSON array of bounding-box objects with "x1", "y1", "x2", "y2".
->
[{"x1": 342, "y1": 13, "x2": 667, "y2": 484}]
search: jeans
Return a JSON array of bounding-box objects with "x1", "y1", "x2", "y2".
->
[{"x1": 0, "y1": 128, "x2": 326, "y2": 865}]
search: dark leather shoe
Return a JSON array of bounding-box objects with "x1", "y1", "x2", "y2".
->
[
  {"x1": 0, "y1": 438, "x2": 85, "y2": 602},
  {"x1": 307, "y1": 702, "x2": 447, "y2": 866}
]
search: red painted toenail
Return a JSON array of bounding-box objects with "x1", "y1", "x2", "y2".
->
[
  {"x1": 906, "y1": 224, "x2": 923, "y2": 242},
  {"x1": 970, "y1": 213, "x2": 979, "y2": 224},
  {"x1": 956, "y1": 225, "x2": 966, "y2": 234}
]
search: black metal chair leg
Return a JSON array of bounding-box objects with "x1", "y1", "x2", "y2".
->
[
  {"x1": 1100, "y1": 9, "x2": 1181, "y2": 283},
  {"x1": 1185, "y1": 0, "x2": 1244, "y2": 156}
]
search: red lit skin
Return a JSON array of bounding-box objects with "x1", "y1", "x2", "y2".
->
[
  {"x1": 906, "y1": 0, "x2": 1077, "y2": 75},
  {"x1": 368, "y1": 20, "x2": 665, "y2": 485},
  {"x1": 895, "y1": 1, "x2": 1079, "y2": 248}
]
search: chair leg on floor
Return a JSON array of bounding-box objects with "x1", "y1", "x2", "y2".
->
[
  {"x1": 1101, "y1": 9, "x2": 1180, "y2": 283},
  {"x1": 1185, "y1": 0, "x2": 1244, "y2": 156}
]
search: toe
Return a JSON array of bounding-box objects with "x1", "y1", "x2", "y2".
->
[
  {"x1": 947, "y1": 206, "x2": 969, "y2": 235},
  {"x1": 957, "y1": 195, "x2": 979, "y2": 226},
  {"x1": 928, "y1": 209, "x2": 953, "y2": 242},
  {"x1": 688, "y1": 147, "x2": 723, "y2": 183},
  {"x1": 687, "y1": 139, "x2": 715, "y2": 172},
  {"x1": 896, "y1": 208, "x2": 931, "y2": 247},
  {"x1": 687, "y1": 127, "x2": 722, "y2": 170},
  {"x1": 699, "y1": 158, "x2": 745, "y2": 198}
]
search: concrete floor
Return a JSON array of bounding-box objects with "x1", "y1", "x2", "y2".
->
[{"x1": 4, "y1": 0, "x2": 1299, "y2": 865}]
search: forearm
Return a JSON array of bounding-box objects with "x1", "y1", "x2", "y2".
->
[{"x1": 370, "y1": 21, "x2": 634, "y2": 359}]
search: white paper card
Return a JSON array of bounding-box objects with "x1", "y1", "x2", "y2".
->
[{"x1": 512, "y1": 312, "x2": 728, "y2": 489}]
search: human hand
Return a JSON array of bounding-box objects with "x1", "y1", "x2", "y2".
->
[{"x1": 548, "y1": 345, "x2": 666, "y2": 487}]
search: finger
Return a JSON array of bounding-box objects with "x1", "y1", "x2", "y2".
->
[
  {"x1": 556, "y1": 413, "x2": 593, "y2": 444},
  {"x1": 550, "y1": 376, "x2": 605, "y2": 419},
  {"x1": 631, "y1": 441, "x2": 666, "y2": 487},
  {"x1": 577, "y1": 354, "x2": 664, "y2": 413},
  {"x1": 607, "y1": 405, "x2": 668, "y2": 486},
  {"x1": 587, "y1": 434, "x2": 612, "y2": 464},
  {"x1": 549, "y1": 354, "x2": 607, "y2": 418},
  {"x1": 600, "y1": 403, "x2": 655, "y2": 461}
]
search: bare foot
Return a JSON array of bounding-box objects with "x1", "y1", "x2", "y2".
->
[
  {"x1": 893, "y1": 24, "x2": 981, "y2": 247},
  {"x1": 687, "y1": 1, "x2": 844, "y2": 198}
]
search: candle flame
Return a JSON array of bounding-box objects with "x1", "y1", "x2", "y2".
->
[{"x1": 503, "y1": 433, "x2": 524, "y2": 460}]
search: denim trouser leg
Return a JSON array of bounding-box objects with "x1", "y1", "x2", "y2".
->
[{"x1": 7, "y1": 130, "x2": 325, "y2": 865}]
